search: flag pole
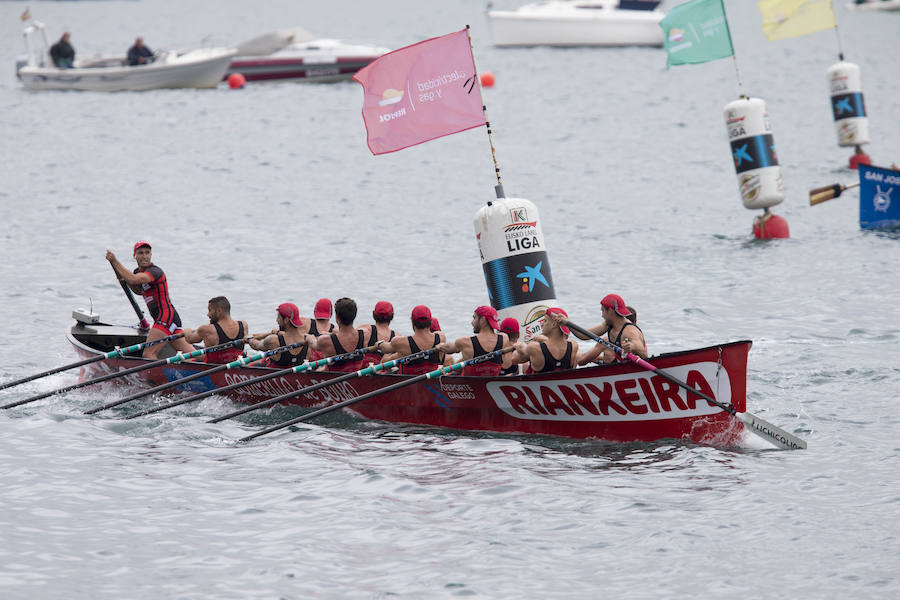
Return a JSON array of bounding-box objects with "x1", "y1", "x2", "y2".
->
[
  {"x1": 465, "y1": 24, "x2": 505, "y2": 199},
  {"x1": 832, "y1": 2, "x2": 845, "y2": 61},
  {"x1": 720, "y1": 1, "x2": 746, "y2": 98}
]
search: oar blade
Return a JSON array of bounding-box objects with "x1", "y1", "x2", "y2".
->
[{"x1": 736, "y1": 411, "x2": 807, "y2": 450}]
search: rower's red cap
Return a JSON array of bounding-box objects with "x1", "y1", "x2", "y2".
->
[
  {"x1": 475, "y1": 305, "x2": 500, "y2": 331},
  {"x1": 601, "y1": 294, "x2": 632, "y2": 317},
  {"x1": 373, "y1": 301, "x2": 394, "y2": 318},
  {"x1": 133, "y1": 240, "x2": 151, "y2": 255},
  {"x1": 430, "y1": 317, "x2": 441, "y2": 332},
  {"x1": 314, "y1": 298, "x2": 332, "y2": 319},
  {"x1": 545, "y1": 307, "x2": 570, "y2": 335},
  {"x1": 411, "y1": 305, "x2": 432, "y2": 326},
  {"x1": 277, "y1": 302, "x2": 303, "y2": 328},
  {"x1": 500, "y1": 317, "x2": 519, "y2": 336}
]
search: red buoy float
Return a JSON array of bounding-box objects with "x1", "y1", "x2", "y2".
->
[
  {"x1": 480, "y1": 71, "x2": 495, "y2": 88},
  {"x1": 752, "y1": 211, "x2": 790, "y2": 239},
  {"x1": 227, "y1": 73, "x2": 246, "y2": 89}
]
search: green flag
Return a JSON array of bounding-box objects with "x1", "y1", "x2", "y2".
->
[{"x1": 660, "y1": 0, "x2": 735, "y2": 68}]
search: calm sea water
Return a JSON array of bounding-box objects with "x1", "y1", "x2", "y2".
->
[{"x1": 2, "y1": 1, "x2": 900, "y2": 598}]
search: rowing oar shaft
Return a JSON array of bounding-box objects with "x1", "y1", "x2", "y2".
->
[
  {"x1": 563, "y1": 320, "x2": 806, "y2": 450},
  {"x1": 239, "y1": 346, "x2": 514, "y2": 442},
  {"x1": 121, "y1": 339, "x2": 330, "y2": 419},
  {"x1": 207, "y1": 346, "x2": 430, "y2": 424},
  {"x1": 0, "y1": 333, "x2": 183, "y2": 395},
  {"x1": 83, "y1": 337, "x2": 285, "y2": 415},
  {"x1": 809, "y1": 182, "x2": 859, "y2": 206},
  {"x1": 112, "y1": 262, "x2": 150, "y2": 329}
]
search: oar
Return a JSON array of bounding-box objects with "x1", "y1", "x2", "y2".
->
[
  {"x1": 238, "y1": 346, "x2": 514, "y2": 442},
  {"x1": 0, "y1": 332, "x2": 182, "y2": 394},
  {"x1": 84, "y1": 336, "x2": 297, "y2": 415},
  {"x1": 124, "y1": 343, "x2": 381, "y2": 420},
  {"x1": 121, "y1": 339, "x2": 362, "y2": 420},
  {"x1": 563, "y1": 320, "x2": 807, "y2": 450},
  {"x1": 206, "y1": 347, "x2": 434, "y2": 424},
  {"x1": 111, "y1": 261, "x2": 150, "y2": 330},
  {"x1": 809, "y1": 181, "x2": 859, "y2": 206},
  {"x1": 2, "y1": 338, "x2": 241, "y2": 411}
]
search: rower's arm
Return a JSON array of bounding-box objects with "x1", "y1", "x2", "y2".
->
[
  {"x1": 248, "y1": 334, "x2": 278, "y2": 352},
  {"x1": 571, "y1": 321, "x2": 609, "y2": 341},
  {"x1": 106, "y1": 251, "x2": 152, "y2": 287},
  {"x1": 577, "y1": 343, "x2": 606, "y2": 366}
]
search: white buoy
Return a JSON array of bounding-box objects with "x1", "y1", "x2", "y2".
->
[
  {"x1": 723, "y1": 97, "x2": 785, "y2": 210},
  {"x1": 474, "y1": 197, "x2": 557, "y2": 340},
  {"x1": 827, "y1": 61, "x2": 870, "y2": 148}
]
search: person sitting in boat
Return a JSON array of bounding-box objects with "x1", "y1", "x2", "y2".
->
[
  {"x1": 106, "y1": 241, "x2": 196, "y2": 359},
  {"x1": 511, "y1": 307, "x2": 579, "y2": 374},
  {"x1": 436, "y1": 306, "x2": 508, "y2": 376},
  {"x1": 50, "y1": 32, "x2": 75, "y2": 68},
  {"x1": 306, "y1": 297, "x2": 335, "y2": 362},
  {"x1": 127, "y1": 37, "x2": 154, "y2": 66},
  {"x1": 315, "y1": 297, "x2": 368, "y2": 373},
  {"x1": 182, "y1": 296, "x2": 250, "y2": 364},
  {"x1": 360, "y1": 300, "x2": 397, "y2": 367},
  {"x1": 499, "y1": 318, "x2": 522, "y2": 376},
  {"x1": 377, "y1": 305, "x2": 446, "y2": 375},
  {"x1": 558, "y1": 294, "x2": 646, "y2": 365},
  {"x1": 247, "y1": 302, "x2": 314, "y2": 368}
]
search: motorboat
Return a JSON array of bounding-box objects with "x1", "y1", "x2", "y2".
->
[
  {"x1": 487, "y1": 0, "x2": 665, "y2": 47},
  {"x1": 16, "y1": 21, "x2": 236, "y2": 91},
  {"x1": 226, "y1": 27, "x2": 390, "y2": 83},
  {"x1": 846, "y1": 0, "x2": 900, "y2": 11},
  {"x1": 63, "y1": 314, "x2": 755, "y2": 445}
]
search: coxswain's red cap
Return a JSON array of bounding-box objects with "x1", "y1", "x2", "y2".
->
[
  {"x1": 430, "y1": 317, "x2": 441, "y2": 332},
  {"x1": 373, "y1": 301, "x2": 394, "y2": 318},
  {"x1": 601, "y1": 294, "x2": 632, "y2": 317},
  {"x1": 133, "y1": 240, "x2": 151, "y2": 255},
  {"x1": 474, "y1": 305, "x2": 500, "y2": 331},
  {"x1": 545, "y1": 307, "x2": 570, "y2": 335},
  {"x1": 314, "y1": 298, "x2": 332, "y2": 319},
  {"x1": 277, "y1": 302, "x2": 303, "y2": 328},
  {"x1": 500, "y1": 317, "x2": 520, "y2": 336},
  {"x1": 411, "y1": 305, "x2": 432, "y2": 326}
]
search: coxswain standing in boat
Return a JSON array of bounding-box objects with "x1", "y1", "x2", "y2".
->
[
  {"x1": 315, "y1": 297, "x2": 368, "y2": 372},
  {"x1": 361, "y1": 300, "x2": 397, "y2": 367},
  {"x1": 377, "y1": 305, "x2": 446, "y2": 375},
  {"x1": 106, "y1": 241, "x2": 195, "y2": 359},
  {"x1": 182, "y1": 296, "x2": 250, "y2": 364},
  {"x1": 499, "y1": 318, "x2": 522, "y2": 375},
  {"x1": 511, "y1": 307, "x2": 579, "y2": 373},
  {"x1": 247, "y1": 303, "x2": 314, "y2": 367},
  {"x1": 436, "y1": 306, "x2": 508, "y2": 376},
  {"x1": 306, "y1": 298, "x2": 335, "y2": 362}
]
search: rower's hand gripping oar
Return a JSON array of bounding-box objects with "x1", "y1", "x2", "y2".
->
[
  {"x1": 84, "y1": 336, "x2": 286, "y2": 415},
  {"x1": 111, "y1": 261, "x2": 150, "y2": 330},
  {"x1": 809, "y1": 181, "x2": 859, "y2": 206},
  {"x1": 122, "y1": 338, "x2": 344, "y2": 419},
  {"x1": 206, "y1": 346, "x2": 434, "y2": 424},
  {"x1": 0, "y1": 333, "x2": 183, "y2": 397},
  {"x1": 238, "y1": 346, "x2": 514, "y2": 443},
  {"x1": 563, "y1": 320, "x2": 806, "y2": 450}
]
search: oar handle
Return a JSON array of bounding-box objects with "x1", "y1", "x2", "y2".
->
[
  {"x1": 111, "y1": 261, "x2": 150, "y2": 329},
  {"x1": 239, "y1": 346, "x2": 513, "y2": 442},
  {"x1": 809, "y1": 182, "x2": 859, "y2": 206}
]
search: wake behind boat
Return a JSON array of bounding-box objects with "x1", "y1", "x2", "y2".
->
[
  {"x1": 225, "y1": 27, "x2": 390, "y2": 83},
  {"x1": 487, "y1": 0, "x2": 666, "y2": 47},
  {"x1": 17, "y1": 21, "x2": 236, "y2": 91},
  {"x1": 65, "y1": 312, "x2": 753, "y2": 446}
]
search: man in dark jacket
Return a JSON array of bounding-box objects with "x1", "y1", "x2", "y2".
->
[
  {"x1": 50, "y1": 32, "x2": 75, "y2": 68},
  {"x1": 127, "y1": 37, "x2": 154, "y2": 66}
]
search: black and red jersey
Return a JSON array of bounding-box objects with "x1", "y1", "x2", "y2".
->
[{"x1": 134, "y1": 264, "x2": 180, "y2": 327}]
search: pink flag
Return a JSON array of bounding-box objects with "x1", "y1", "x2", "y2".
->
[{"x1": 353, "y1": 29, "x2": 486, "y2": 155}]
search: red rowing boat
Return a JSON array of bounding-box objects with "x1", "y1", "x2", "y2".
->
[{"x1": 67, "y1": 321, "x2": 751, "y2": 444}]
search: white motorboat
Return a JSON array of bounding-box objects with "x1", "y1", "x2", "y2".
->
[
  {"x1": 17, "y1": 21, "x2": 236, "y2": 91},
  {"x1": 226, "y1": 27, "x2": 390, "y2": 83},
  {"x1": 846, "y1": 0, "x2": 900, "y2": 10},
  {"x1": 487, "y1": 0, "x2": 665, "y2": 47}
]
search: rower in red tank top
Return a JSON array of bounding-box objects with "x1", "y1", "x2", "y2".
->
[
  {"x1": 306, "y1": 297, "x2": 334, "y2": 362},
  {"x1": 182, "y1": 296, "x2": 250, "y2": 364},
  {"x1": 362, "y1": 300, "x2": 397, "y2": 366},
  {"x1": 378, "y1": 305, "x2": 446, "y2": 375},
  {"x1": 315, "y1": 297, "x2": 368, "y2": 373}
]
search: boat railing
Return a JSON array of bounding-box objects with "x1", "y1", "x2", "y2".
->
[{"x1": 22, "y1": 20, "x2": 51, "y2": 68}]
